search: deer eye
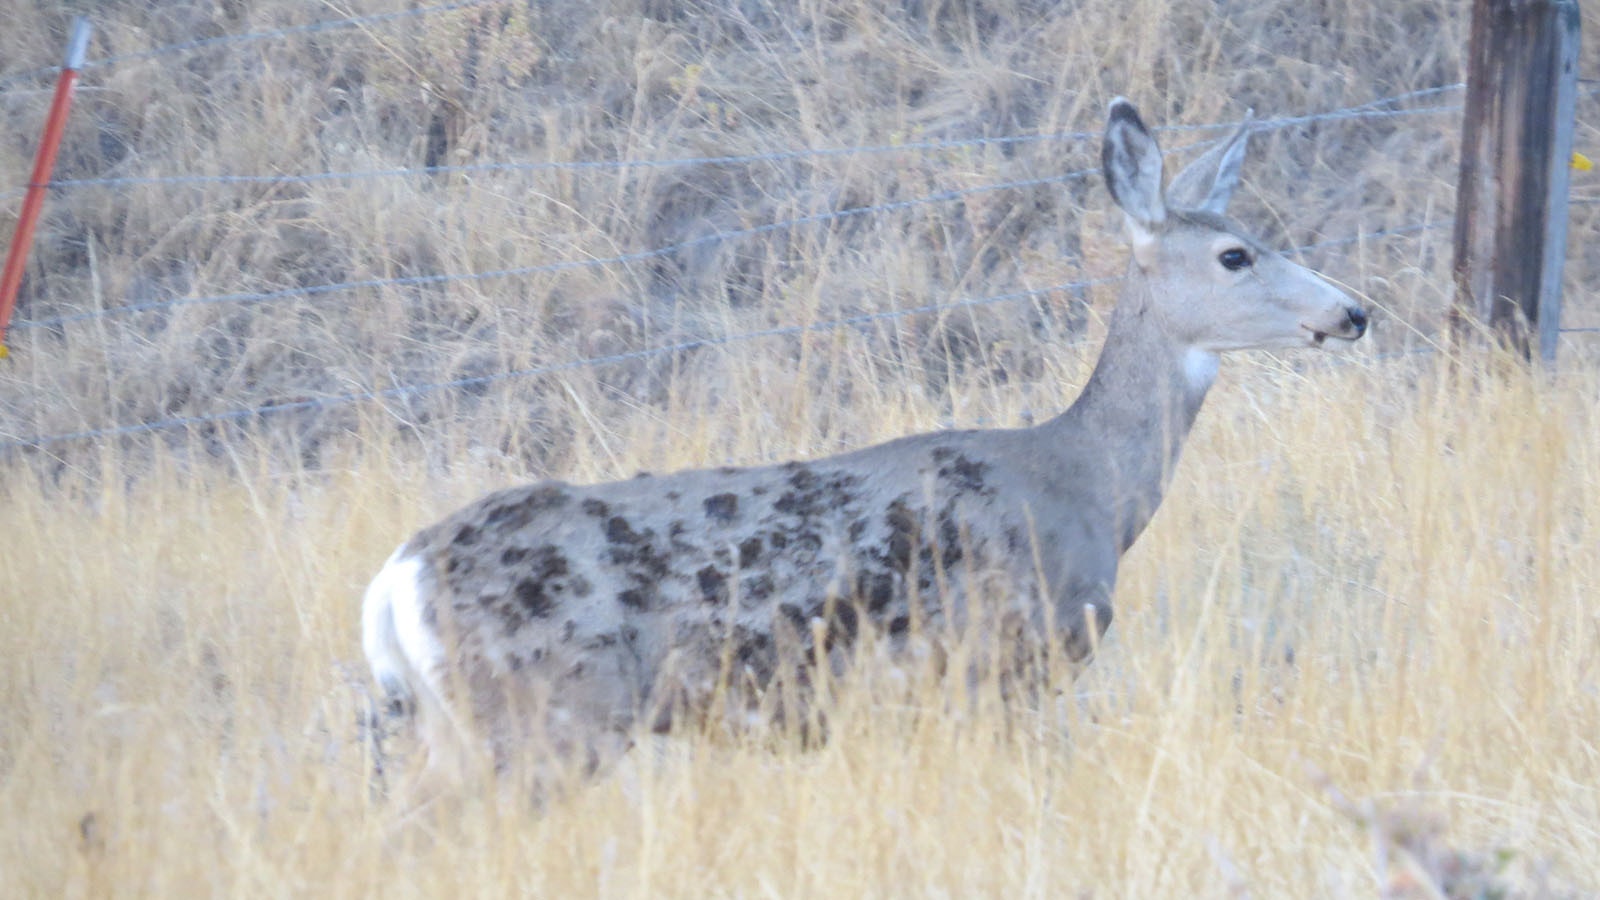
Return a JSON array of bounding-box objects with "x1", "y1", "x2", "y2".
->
[{"x1": 1218, "y1": 248, "x2": 1253, "y2": 271}]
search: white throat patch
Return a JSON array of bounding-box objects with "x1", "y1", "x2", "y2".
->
[{"x1": 1184, "y1": 348, "x2": 1220, "y2": 392}]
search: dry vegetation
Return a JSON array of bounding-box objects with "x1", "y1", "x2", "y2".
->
[{"x1": 3, "y1": 0, "x2": 1600, "y2": 896}]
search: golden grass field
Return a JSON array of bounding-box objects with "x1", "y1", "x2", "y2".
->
[{"x1": 4, "y1": 0, "x2": 1600, "y2": 896}]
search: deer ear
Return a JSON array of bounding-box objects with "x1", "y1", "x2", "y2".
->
[
  {"x1": 1101, "y1": 98, "x2": 1166, "y2": 242},
  {"x1": 1166, "y1": 110, "x2": 1252, "y2": 215}
]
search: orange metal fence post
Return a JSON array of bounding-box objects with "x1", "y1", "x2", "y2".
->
[{"x1": 0, "y1": 17, "x2": 92, "y2": 358}]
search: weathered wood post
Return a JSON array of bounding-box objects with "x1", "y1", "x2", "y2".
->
[{"x1": 1451, "y1": 0, "x2": 1580, "y2": 364}]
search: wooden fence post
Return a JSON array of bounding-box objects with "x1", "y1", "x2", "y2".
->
[{"x1": 1451, "y1": 0, "x2": 1580, "y2": 364}]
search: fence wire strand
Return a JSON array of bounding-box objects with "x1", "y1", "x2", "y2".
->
[
  {"x1": 8, "y1": 90, "x2": 1467, "y2": 332},
  {"x1": 11, "y1": 166, "x2": 1104, "y2": 330},
  {"x1": 0, "y1": 0, "x2": 511, "y2": 90},
  {"x1": 0, "y1": 21, "x2": 1564, "y2": 455},
  {"x1": 1, "y1": 277, "x2": 1112, "y2": 450},
  {"x1": 0, "y1": 223, "x2": 1451, "y2": 451},
  {"x1": 33, "y1": 89, "x2": 1464, "y2": 194}
]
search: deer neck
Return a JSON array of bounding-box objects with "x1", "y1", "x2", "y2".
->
[{"x1": 1043, "y1": 276, "x2": 1215, "y2": 552}]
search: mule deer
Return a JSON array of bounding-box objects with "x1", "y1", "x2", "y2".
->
[{"x1": 362, "y1": 99, "x2": 1367, "y2": 790}]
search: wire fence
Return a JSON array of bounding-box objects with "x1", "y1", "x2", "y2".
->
[
  {"x1": 9, "y1": 165, "x2": 1106, "y2": 331},
  {"x1": 28, "y1": 86, "x2": 1468, "y2": 195},
  {"x1": 0, "y1": 3, "x2": 1594, "y2": 455},
  {"x1": 0, "y1": 92, "x2": 1465, "y2": 207},
  {"x1": 8, "y1": 93, "x2": 1464, "y2": 333},
  {"x1": 0, "y1": 223, "x2": 1448, "y2": 453},
  {"x1": 0, "y1": 0, "x2": 513, "y2": 91}
]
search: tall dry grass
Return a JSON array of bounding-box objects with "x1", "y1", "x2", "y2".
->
[
  {"x1": 5, "y1": 353, "x2": 1599, "y2": 896},
  {"x1": 1, "y1": 0, "x2": 1496, "y2": 463},
  {"x1": 3, "y1": 0, "x2": 1600, "y2": 896}
]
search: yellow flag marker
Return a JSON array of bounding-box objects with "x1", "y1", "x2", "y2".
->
[
  {"x1": 1574, "y1": 152, "x2": 1594, "y2": 171},
  {"x1": 0, "y1": 344, "x2": 9, "y2": 360}
]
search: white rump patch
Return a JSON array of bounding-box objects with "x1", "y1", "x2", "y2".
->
[
  {"x1": 1184, "y1": 348, "x2": 1220, "y2": 392},
  {"x1": 362, "y1": 549, "x2": 444, "y2": 700}
]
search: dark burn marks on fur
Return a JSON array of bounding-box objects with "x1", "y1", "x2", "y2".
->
[
  {"x1": 696, "y1": 566, "x2": 729, "y2": 604},
  {"x1": 429, "y1": 482, "x2": 592, "y2": 631},
  {"x1": 601, "y1": 512, "x2": 671, "y2": 612},
  {"x1": 825, "y1": 599, "x2": 860, "y2": 647},
  {"x1": 742, "y1": 573, "x2": 775, "y2": 601},
  {"x1": 856, "y1": 571, "x2": 896, "y2": 612},
  {"x1": 436, "y1": 447, "x2": 1008, "y2": 709},
  {"x1": 1005, "y1": 524, "x2": 1029, "y2": 555},
  {"x1": 484, "y1": 501, "x2": 535, "y2": 532},
  {"x1": 517, "y1": 548, "x2": 569, "y2": 611},
  {"x1": 884, "y1": 499, "x2": 920, "y2": 572},
  {"x1": 936, "y1": 501, "x2": 964, "y2": 569},
  {"x1": 892, "y1": 495, "x2": 966, "y2": 568},
  {"x1": 772, "y1": 462, "x2": 860, "y2": 519},
  {"x1": 761, "y1": 592, "x2": 866, "y2": 667},
  {"x1": 514, "y1": 579, "x2": 555, "y2": 618},
  {"x1": 777, "y1": 603, "x2": 809, "y2": 634},
  {"x1": 606, "y1": 515, "x2": 643, "y2": 545},
  {"x1": 392, "y1": 418, "x2": 1062, "y2": 757},
  {"x1": 738, "y1": 536, "x2": 763, "y2": 567},
  {"x1": 732, "y1": 627, "x2": 776, "y2": 680},
  {"x1": 465, "y1": 545, "x2": 577, "y2": 635},
  {"x1": 703, "y1": 492, "x2": 739, "y2": 523},
  {"x1": 760, "y1": 462, "x2": 866, "y2": 585},
  {"x1": 869, "y1": 493, "x2": 974, "y2": 601},
  {"x1": 476, "y1": 484, "x2": 571, "y2": 536},
  {"x1": 931, "y1": 446, "x2": 992, "y2": 496}
]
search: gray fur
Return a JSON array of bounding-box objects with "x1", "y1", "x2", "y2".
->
[
  {"x1": 1102, "y1": 97, "x2": 1168, "y2": 231},
  {"x1": 1166, "y1": 111, "x2": 1253, "y2": 214},
  {"x1": 362, "y1": 98, "x2": 1369, "y2": 788}
]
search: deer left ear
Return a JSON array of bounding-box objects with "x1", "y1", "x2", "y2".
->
[
  {"x1": 1102, "y1": 97, "x2": 1167, "y2": 245},
  {"x1": 1166, "y1": 111, "x2": 1252, "y2": 215}
]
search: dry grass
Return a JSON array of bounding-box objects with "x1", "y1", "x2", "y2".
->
[
  {"x1": 4, "y1": 0, "x2": 1600, "y2": 896},
  {"x1": 5, "y1": 354, "x2": 1599, "y2": 897}
]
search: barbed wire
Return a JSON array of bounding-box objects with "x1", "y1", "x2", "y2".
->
[
  {"x1": 1291, "y1": 221, "x2": 1446, "y2": 252},
  {"x1": 29, "y1": 88, "x2": 1463, "y2": 194},
  {"x1": 0, "y1": 97, "x2": 1447, "y2": 205},
  {"x1": 0, "y1": 277, "x2": 1111, "y2": 451},
  {"x1": 0, "y1": 223, "x2": 1443, "y2": 451},
  {"x1": 0, "y1": 0, "x2": 511, "y2": 91},
  {"x1": 9, "y1": 94, "x2": 1468, "y2": 332},
  {"x1": 9, "y1": 165, "x2": 1105, "y2": 330}
]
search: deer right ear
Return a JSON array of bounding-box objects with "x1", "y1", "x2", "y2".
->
[
  {"x1": 1101, "y1": 98, "x2": 1167, "y2": 245},
  {"x1": 1166, "y1": 111, "x2": 1252, "y2": 214}
]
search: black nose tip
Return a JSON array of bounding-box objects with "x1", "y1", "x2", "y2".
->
[{"x1": 1346, "y1": 306, "x2": 1368, "y2": 335}]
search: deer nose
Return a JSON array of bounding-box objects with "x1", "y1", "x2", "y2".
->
[{"x1": 1345, "y1": 306, "x2": 1368, "y2": 337}]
